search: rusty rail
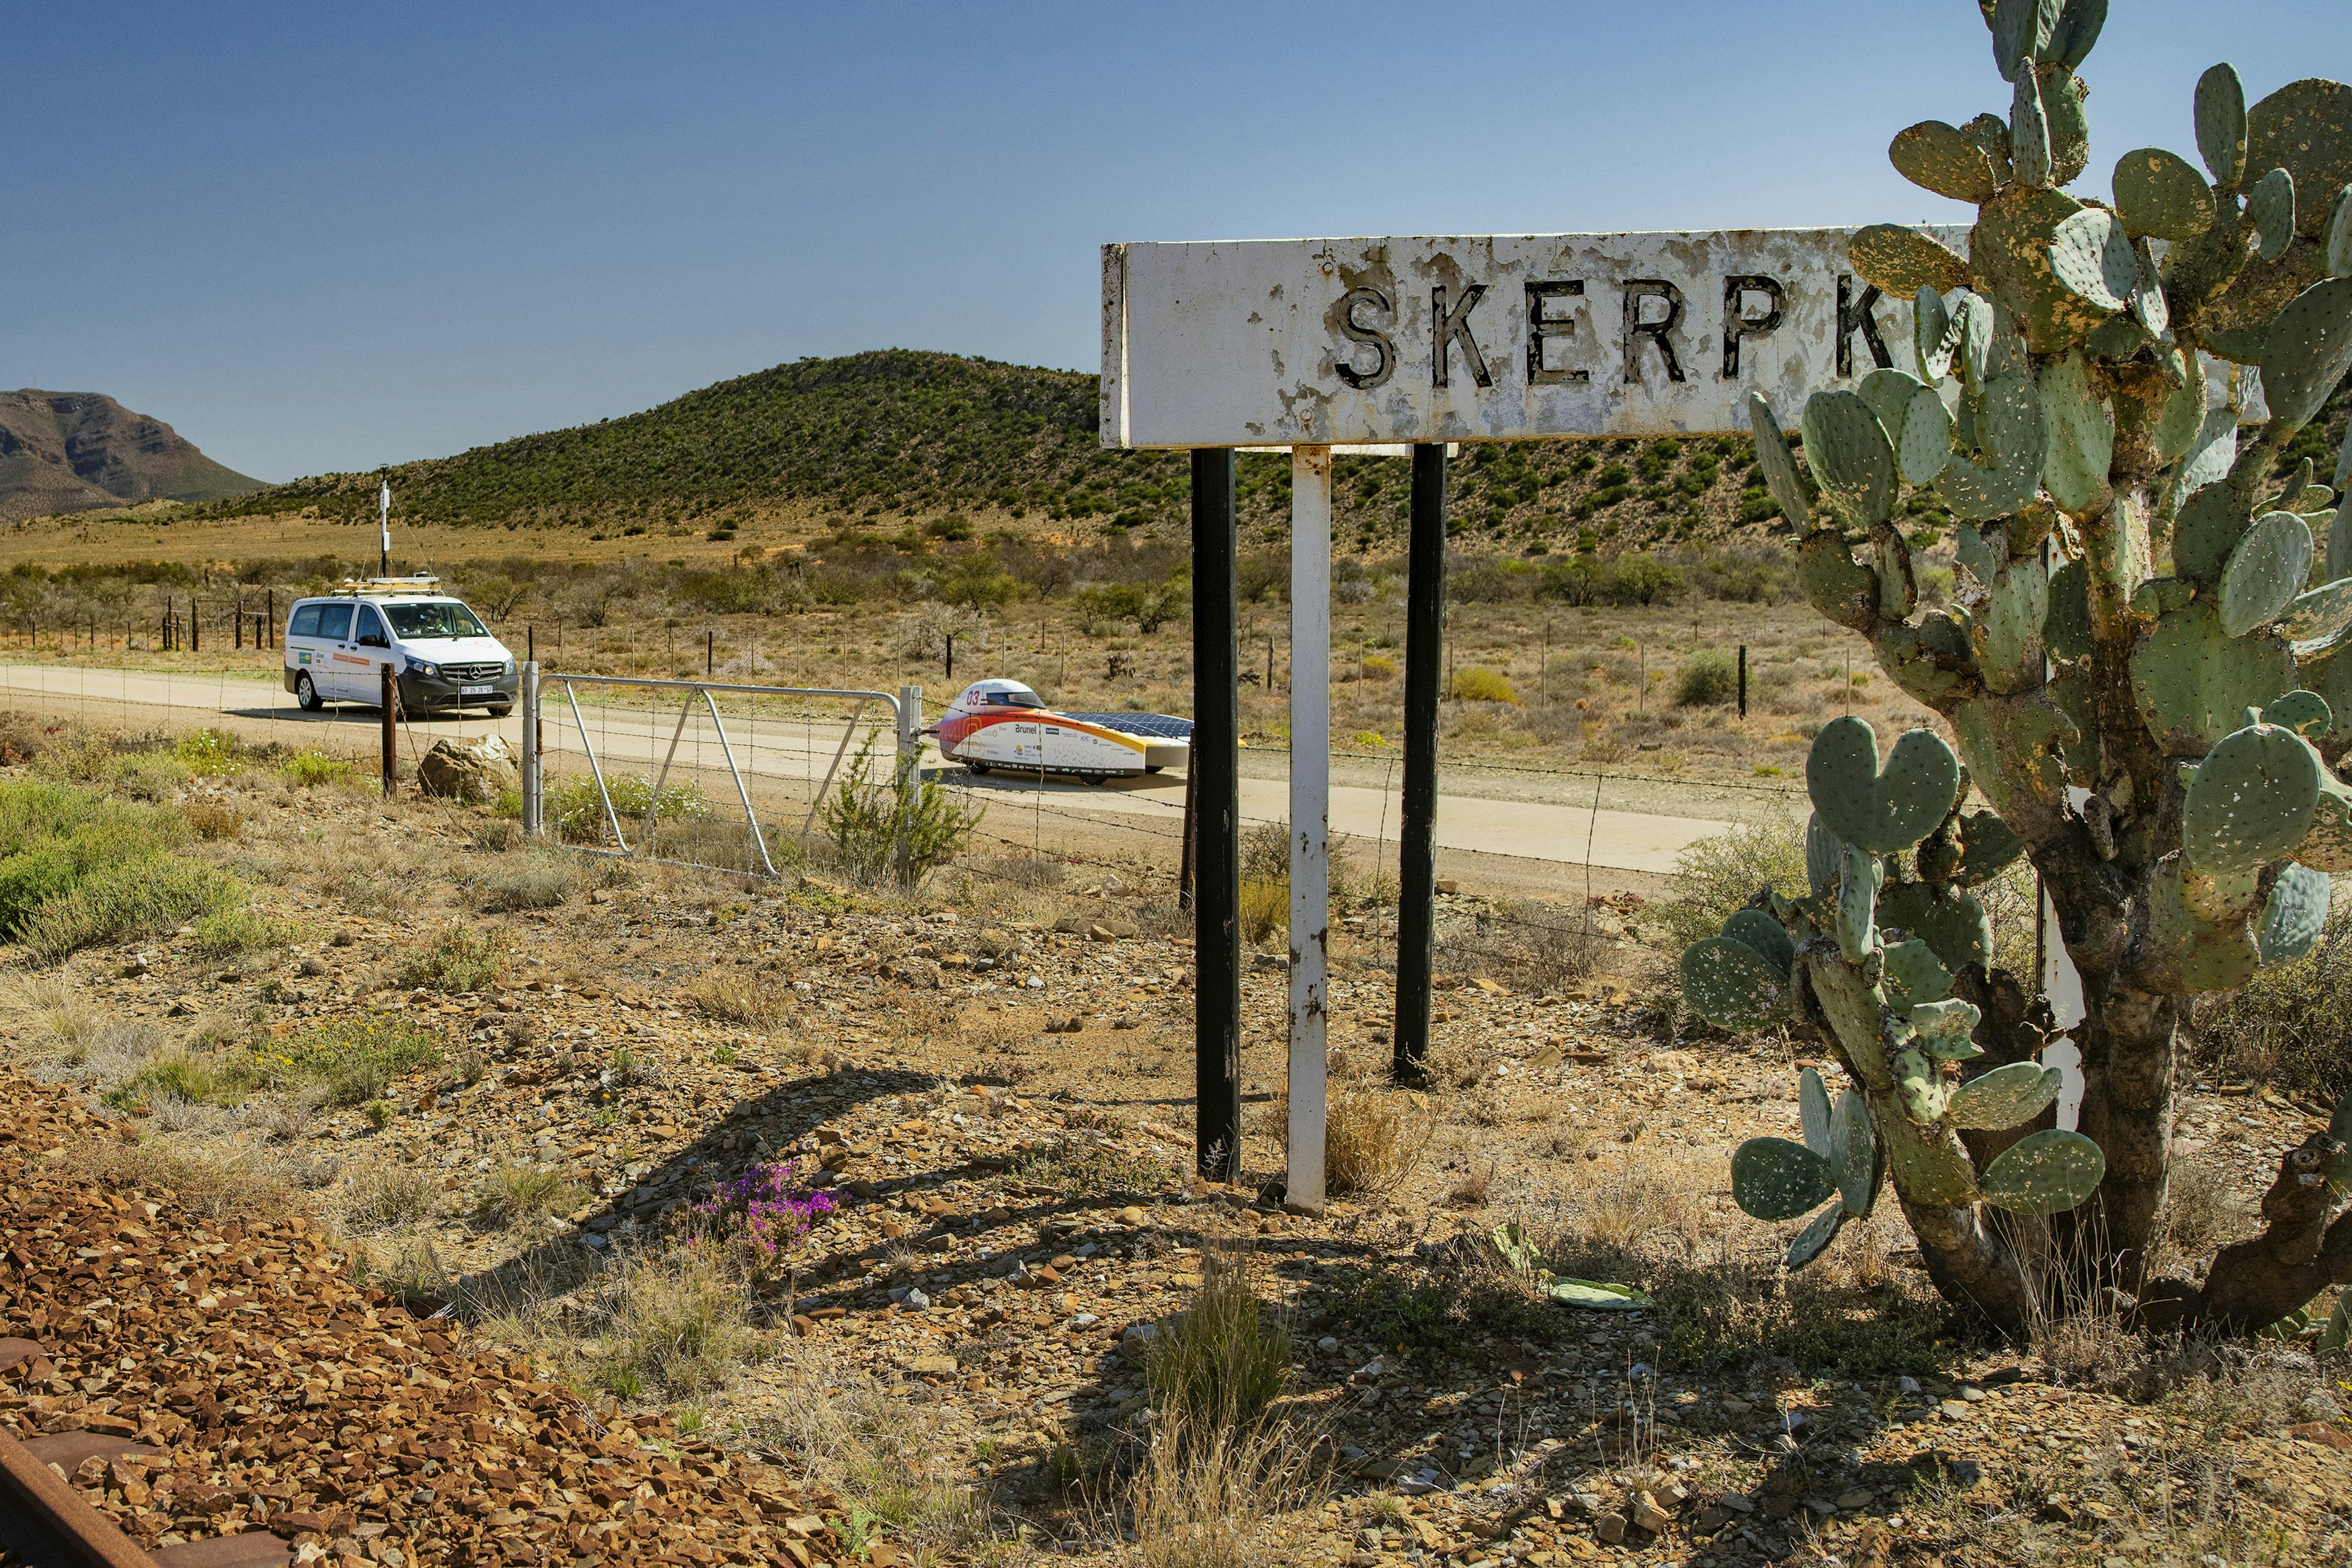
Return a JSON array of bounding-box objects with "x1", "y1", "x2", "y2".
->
[{"x1": 0, "y1": 1338, "x2": 288, "y2": 1568}]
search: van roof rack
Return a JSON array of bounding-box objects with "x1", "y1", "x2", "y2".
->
[{"x1": 328, "y1": 575, "x2": 443, "y2": 597}]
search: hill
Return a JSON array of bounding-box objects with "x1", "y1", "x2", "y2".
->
[
  {"x1": 189, "y1": 349, "x2": 1804, "y2": 553},
  {"x1": 0, "y1": 391, "x2": 262, "y2": 523},
  {"x1": 180, "y1": 349, "x2": 2352, "y2": 557}
]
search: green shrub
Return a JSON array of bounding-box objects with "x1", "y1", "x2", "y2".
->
[
  {"x1": 18, "y1": 858, "x2": 246, "y2": 964},
  {"x1": 109, "y1": 1050, "x2": 235, "y2": 1110},
  {"x1": 192, "y1": 905, "x2": 289, "y2": 959},
  {"x1": 283, "y1": 752, "x2": 355, "y2": 788},
  {"x1": 473, "y1": 1163, "x2": 590, "y2": 1229},
  {"x1": 1142, "y1": 1255, "x2": 1292, "y2": 1433},
  {"x1": 1656, "y1": 816, "x2": 1810, "y2": 957},
  {"x1": 2198, "y1": 910, "x2": 2352, "y2": 1098},
  {"x1": 549, "y1": 773, "x2": 709, "y2": 844},
  {"x1": 1675, "y1": 650, "x2": 1738, "y2": 707},
  {"x1": 231, "y1": 1014, "x2": 444, "y2": 1107},
  {"x1": 1450, "y1": 667, "x2": 1518, "y2": 703},
  {"x1": 174, "y1": 728, "x2": 240, "y2": 775},
  {"x1": 816, "y1": 737, "x2": 981, "y2": 889},
  {"x1": 480, "y1": 854, "x2": 577, "y2": 911},
  {"x1": 396, "y1": 922, "x2": 508, "y2": 993},
  {"x1": 0, "y1": 848, "x2": 75, "y2": 938}
]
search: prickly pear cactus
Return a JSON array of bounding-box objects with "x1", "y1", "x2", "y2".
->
[{"x1": 1688, "y1": 4, "x2": 2352, "y2": 1334}]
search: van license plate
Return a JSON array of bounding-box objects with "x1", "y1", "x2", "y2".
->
[{"x1": 461, "y1": 685, "x2": 493, "y2": 696}]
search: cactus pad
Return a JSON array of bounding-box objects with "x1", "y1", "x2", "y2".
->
[
  {"x1": 2130, "y1": 603, "x2": 2296, "y2": 751},
  {"x1": 1956, "y1": 810, "x2": 2027, "y2": 885},
  {"x1": 2182, "y1": 723, "x2": 2323, "y2": 873},
  {"x1": 1951, "y1": 1061, "x2": 2064, "y2": 1130},
  {"x1": 2113, "y1": 146, "x2": 2215, "y2": 240},
  {"x1": 1848, "y1": 225, "x2": 1971, "y2": 300},
  {"x1": 1679, "y1": 937, "x2": 1790, "y2": 1031},
  {"x1": 1882, "y1": 938, "x2": 1956, "y2": 1008},
  {"x1": 2329, "y1": 186, "x2": 2352, "y2": 278},
  {"x1": 2284, "y1": 581, "x2": 2352, "y2": 654},
  {"x1": 1830, "y1": 1089, "x2": 1878, "y2": 1218},
  {"x1": 1836, "y1": 842, "x2": 1883, "y2": 962},
  {"x1": 2250, "y1": 168, "x2": 2297, "y2": 263},
  {"x1": 2246, "y1": 78, "x2": 2352, "y2": 241},
  {"x1": 2038, "y1": 352, "x2": 2114, "y2": 516},
  {"x1": 2299, "y1": 775, "x2": 2352, "y2": 873},
  {"x1": 1798, "y1": 1066, "x2": 1833, "y2": 1158},
  {"x1": 2262, "y1": 690, "x2": 2335, "y2": 739},
  {"x1": 1804, "y1": 811, "x2": 1842, "y2": 897},
  {"x1": 2146, "y1": 859, "x2": 2264, "y2": 992},
  {"x1": 1981, "y1": 1128, "x2": 2106, "y2": 1215},
  {"x1": 1731, "y1": 1137, "x2": 1837, "y2": 1221},
  {"x1": 1721, "y1": 908, "x2": 1795, "y2": 978},
  {"x1": 1807, "y1": 718, "x2": 1964, "y2": 855},
  {"x1": 2196, "y1": 63, "x2": 2247, "y2": 187},
  {"x1": 2259, "y1": 277, "x2": 2352, "y2": 432},
  {"x1": 1909, "y1": 998, "x2": 1986, "y2": 1059},
  {"x1": 1891, "y1": 121, "x2": 1999, "y2": 204},
  {"x1": 1747, "y1": 393, "x2": 1815, "y2": 537},
  {"x1": 2043, "y1": 559, "x2": 2092, "y2": 661},
  {"x1": 2048, "y1": 207, "x2": 2136, "y2": 312},
  {"x1": 2011, "y1": 69, "x2": 2052, "y2": 189},
  {"x1": 1800, "y1": 390, "x2": 1896, "y2": 529},
  {"x1": 2156, "y1": 353, "x2": 2210, "y2": 462},
  {"x1": 1916, "y1": 287, "x2": 1958, "y2": 382},
  {"x1": 1878, "y1": 881, "x2": 1994, "y2": 973},
  {"x1": 1884, "y1": 1128, "x2": 1980, "y2": 1207},
  {"x1": 2220, "y1": 511, "x2": 2316, "y2": 638},
  {"x1": 1896, "y1": 1047, "x2": 1949, "y2": 1123},
  {"x1": 1785, "y1": 1202, "x2": 1845, "y2": 1270},
  {"x1": 2173, "y1": 477, "x2": 2251, "y2": 584},
  {"x1": 2258, "y1": 863, "x2": 2333, "y2": 963}
]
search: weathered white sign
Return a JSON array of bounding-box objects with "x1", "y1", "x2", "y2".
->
[{"x1": 1101, "y1": 227, "x2": 1969, "y2": 449}]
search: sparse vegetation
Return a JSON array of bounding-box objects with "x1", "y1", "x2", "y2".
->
[
  {"x1": 473, "y1": 1163, "x2": 590, "y2": 1231},
  {"x1": 395, "y1": 921, "x2": 508, "y2": 992}
]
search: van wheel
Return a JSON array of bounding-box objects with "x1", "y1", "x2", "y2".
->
[
  {"x1": 965, "y1": 761, "x2": 992, "y2": 776},
  {"x1": 295, "y1": 673, "x2": 321, "y2": 712},
  {"x1": 486, "y1": 704, "x2": 512, "y2": 718},
  {"x1": 1079, "y1": 772, "x2": 1108, "y2": 786}
]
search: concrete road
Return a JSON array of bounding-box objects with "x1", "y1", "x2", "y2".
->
[{"x1": 0, "y1": 663, "x2": 1731, "y2": 875}]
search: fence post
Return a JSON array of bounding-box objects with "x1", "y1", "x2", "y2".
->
[
  {"x1": 706, "y1": 630, "x2": 714, "y2": 677},
  {"x1": 519, "y1": 663, "x2": 541, "y2": 837},
  {"x1": 1738, "y1": 643, "x2": 1747, "y2": 718},
  {"x1": 266, "y1": 589, "x2": 275, "y2": 648},
  {"x1": 1191, "y1": 447, "x2": 1242, "y2": 1184},
  {"x1": 380, "y1": 663, "x2": 399, "y2": 797},
  {"x1": 190, "y1": 600, "x2": 199, "y2": 654},
  {"x1": 891, "y1": 684, "x2": 922, "y2": 886},
  {"x1": 1286, "y1": 445, "x2": 1332, "y2": 1214},
  {"x1": 1393, "y1": 442, "x2": 1447, "y2": 1085},
  {"x1": 944, "y1": 633, "x2": 955, "y2": 683}
]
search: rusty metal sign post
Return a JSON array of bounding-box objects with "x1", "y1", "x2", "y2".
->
[{"x1": 1104, "y1": 225, "x2": 1954, "y2": 1212}]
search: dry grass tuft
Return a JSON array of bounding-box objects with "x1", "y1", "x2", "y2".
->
[
  {"x1": 1324, "y1": 1085, "x2": 1431, "y2": 1199},
  {"x1": 1117, "y1": 1402, "x2": 1325, "y2": 1568},
  {"x1": 684, "y1": 969, "x2": 791, "y2": 1029},
  {"x1": 341, "y1": 1159, "x2": 442, "y2": 1232},
  {"x1": 584, "y1": 1239, "x2": 764, "y2": 1400},
  {"x1": 54, "y1": 1142, "x2": 309, "y2": 1223},
  {"x1": 1142, "y1": 1250, "x2": 1292, "y2": 1434},
  {"x1": 473, "y1": 1162, "x2": 590, "y2": 1230}
]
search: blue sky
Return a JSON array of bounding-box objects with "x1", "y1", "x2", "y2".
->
[{"x1": 1, "y1": 1, "x2": 2332, "y2": 481}]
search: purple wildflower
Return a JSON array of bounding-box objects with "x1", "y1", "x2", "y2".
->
[{"x1": 694, "y1": 1159, "x2": 840, "y2": 1256}]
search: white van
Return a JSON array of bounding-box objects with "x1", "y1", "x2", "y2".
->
[{"x1": 284, "y1": 579, "x2": 518, "y2": 715}]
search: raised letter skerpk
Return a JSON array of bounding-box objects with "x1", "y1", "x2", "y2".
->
[
  {"x1": 1836, "y1": 274, "x2": 1893, "y2": 377},
  {"x1": 1525, "y1": 281, "x2": 1588, "y2": 386},
  {"x1": 1333, "y1": 286, "x2": 1396, "y2": 391},
  {"x1": 1431, "y1": 284, "x2": 1492, "y2": 391},
  {"x1": 1620, "y1": 280, "x2": 1687, "y2": 384},
  {"x1": 1720, "y1": 274, "x2": 1786, "y2": 379}
]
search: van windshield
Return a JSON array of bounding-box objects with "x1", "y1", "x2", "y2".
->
[{"x1": 383, "y1": 601, "x2": 489, "y2": 640}]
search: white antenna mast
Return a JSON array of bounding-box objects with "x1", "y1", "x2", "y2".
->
[{"x1": 379, "y1": 479, "x2": 392, "y2": 578}]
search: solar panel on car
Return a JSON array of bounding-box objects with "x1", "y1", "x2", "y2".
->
[{"x1": 1059, "y1": 712, "x2": 1194, "y2": 739}]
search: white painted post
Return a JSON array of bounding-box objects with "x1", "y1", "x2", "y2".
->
[{"x1": 1287, "y1": 445, "x2": 1332, "y2": 1212}]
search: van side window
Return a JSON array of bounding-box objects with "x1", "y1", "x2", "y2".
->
[
  {"x1": 317, "y1": 604, "x2": 353, "y2": 641},
  {"x1": 355, "y1": 606, "x2": 388, "y2": 647},
  {"x1": 288, "y1": 604, "x2": 323, "y2": 639}
]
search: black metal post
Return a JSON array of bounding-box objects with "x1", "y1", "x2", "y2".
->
[
  {"x1": 945, "y1": 633, "x2": 956, "y2": 684},
  {"x1": 380, "y1": 663, "x2": 399, "y2": 797},
  {"x1": 706, "y1": 630, "x2": 714, "y2": 677},
  {"x1": 1393, "y1": 443, "x2": 1447, "y2": 1084},
  {"x1": 1737, "y1": 643, "x2": 1748, "y2": 718},
  {"x1": 528, "y1": 625, "x2": 536, "y2": 664},
  {"x1": 1191, "y1": 448, "x2": 1240, "y2": 1183}
]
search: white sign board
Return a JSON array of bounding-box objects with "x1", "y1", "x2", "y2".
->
[{"x1": 1101, "y1": 227, "x2": 1967, "y2": 450}]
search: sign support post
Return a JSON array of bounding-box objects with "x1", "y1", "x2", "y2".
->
[
  {"x1": 1191, "y1": 449, "x2": 1242, "y2": 1183},
  {"x1": 1286, "y1": 445, "x2": 1332, "y2": 1211},
  {"x1": 1393, "y1": 443, "x2": 1447, "y2": 1083}
]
